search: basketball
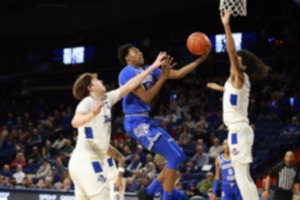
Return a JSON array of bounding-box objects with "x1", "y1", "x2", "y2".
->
[{"x1": 186, "y1": 32, "x2": 211, "y2": 56}]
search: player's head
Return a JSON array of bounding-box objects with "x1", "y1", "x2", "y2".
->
[
  {"x1": 223, "y1": 139, "x2": 229, "y2": 154},
  {"x1": 284, "y1": 151, "x2": 294, "y2": 166},
  {"x1": 117, "y1": 43, "x2": 144, "y2": 67},
  {"x1": 237, "y1": 49, "x2": 271, "y2": 79},
  {"x1": 72, "y1": 73, "x2": 106, "y2": 100}
]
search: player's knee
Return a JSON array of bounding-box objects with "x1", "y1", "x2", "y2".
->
[{"x1": 166, "y1": 152, "x2": 186, "y2": 169}]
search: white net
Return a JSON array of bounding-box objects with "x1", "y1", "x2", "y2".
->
[{"x1": 219, "y1": 0, "x2": 247, "y2": 17}]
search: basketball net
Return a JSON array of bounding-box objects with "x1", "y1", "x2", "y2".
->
[{"x1": 219, "y1": 0, "x2": 247, "y2": 16}]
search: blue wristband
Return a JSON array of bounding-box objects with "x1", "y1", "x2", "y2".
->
[{"x1": 212, "y1": 180, "x2": 220, "y2": 195}]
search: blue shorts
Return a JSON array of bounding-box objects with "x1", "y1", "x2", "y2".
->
[
  {"x1": 222, "y1": 184, "x2": 242, "y2": 200},
  {"x1": 124, "y1": 116, "x2": 186, "y2": 170}
]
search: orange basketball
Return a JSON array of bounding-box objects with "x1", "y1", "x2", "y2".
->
[{"x1": 186, "y1": 32, "x2": 211, "y2": 55}]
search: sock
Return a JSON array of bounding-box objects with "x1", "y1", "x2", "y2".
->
[
  {"x1": 146, "y1": 179, "x2": 161, "y2": 195},
  {"x1": 163, "y1": 190, "x2": 173, "y2": 200}
]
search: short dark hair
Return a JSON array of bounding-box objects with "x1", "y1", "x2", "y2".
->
[
  {"x1": 117, "y1": 43, "x2": 134, "y2": 66},
  {"x1": 237, "y1": 49, "x2": 271, "y2": 79}
]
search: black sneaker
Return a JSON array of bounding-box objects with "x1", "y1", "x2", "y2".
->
[{"x1": 136, "y1": 188, "x2": 154, "y2": 200}]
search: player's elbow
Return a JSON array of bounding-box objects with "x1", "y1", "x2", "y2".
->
[{"x1": 71, "y1": 119, "x2": 80, "y2": 128}]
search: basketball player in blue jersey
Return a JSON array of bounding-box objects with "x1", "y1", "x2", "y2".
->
[
  {"x1": 118, "y1": 44, "x2": 211, "y2": 200},
  {"x1": 218, "y1": 10, "x2": 271, "y2": 200},
  {"x1": 211, "y1": 140, "x2": 242, "y2": 200}
]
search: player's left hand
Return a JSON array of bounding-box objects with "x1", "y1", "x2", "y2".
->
[
  {"x1": 221, "y1": 9, "x2": 231, "y2": 26},
  {"x1": 161, "y1": 55, "x2": 176, "y2": 78}
]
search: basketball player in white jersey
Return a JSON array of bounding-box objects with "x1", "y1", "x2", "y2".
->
[
  {"x1": 68, "y1": 51, "x2": 167, "y2": 200},
  {"x1": 213, "y1": 10, "x2": 271, "y2": 200}
]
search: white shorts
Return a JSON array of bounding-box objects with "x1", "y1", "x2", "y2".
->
[
  {"x1": 227, "y1": 123, "x2": 254, "y2": 164},
  {"x1": 68, "y1": 153, "x2": 108, "y2": 198}
]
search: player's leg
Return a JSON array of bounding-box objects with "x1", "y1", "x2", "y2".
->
[
  {"x1": 233, "y1": 162, "x2": 258, "y2": 200},
  {"x1": 228, "y1": 124, "x2": 258, "y2": 200},
  {"x1": 150, "y1": 131, "x2": 186, "y2": 200}
]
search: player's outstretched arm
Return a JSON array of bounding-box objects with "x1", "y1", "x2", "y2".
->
[
  {"x1": 221, "y1": 10, "x2": 243, "y2": 87},
  {"x1": 129, "y1": 55, "x2": 174, "y2": 104},
  {"x1": 118, "y1": 52, "x2": 166, "y2": 100},
  {"x1": 207, "y1": 83, "x2": 224, "y2": 92},
  {"x1": 168, "y1": 44, "x2": 211, "y2": 79}
]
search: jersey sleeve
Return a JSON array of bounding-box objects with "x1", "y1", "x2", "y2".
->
[
  {"x1": 106, "y1": 89, "x2": 121, "y2": 106},
  {"x1": 119, "y1": 67, "x2": 136, "y2": 86},
  {"x1": 75, "y1": 98, "x2": 92, "y2": 113}
]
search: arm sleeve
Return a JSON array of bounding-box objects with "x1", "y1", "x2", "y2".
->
[
  {"x1": 106, "y1": 89, "x2": 121, "y2": 106},
  {"x1": 119, "y1": 67, "x2": 136, "y2": 86}
]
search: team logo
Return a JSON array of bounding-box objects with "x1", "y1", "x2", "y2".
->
[
  {"x1": 103, "y1": 115, "x2": 111, "y2": 123},
  {"x1": 133, "y1": 123, "x2": 150, "y2": 138},
  {"x1": 104, "y1": 102, "x2": 111, "y2": 110},
  {"x1": 231, "y1": 148, "x2": 240, "y2": 155},
  {"x1": 97, "y1": 175, "x2": 107, "y2": 183}
]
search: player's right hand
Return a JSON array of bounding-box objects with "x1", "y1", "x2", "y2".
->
[
  {"x1": 91, "y1": 101, "x2": 103, "y2": 116},
  {"x1": 152, "y1": 51, "x2": 167, "y2": 68},
  {"x1": 115, "y1": 177, "x2": 124, "y2": 190}
]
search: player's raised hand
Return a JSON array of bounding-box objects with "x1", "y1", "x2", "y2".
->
[
  {"x1": 161, "y1": 55, "x2": 176, "y2": 79},
  {"x1": 152, "y1": 51, "x2": 167, "y2": 68},
  {"x1": 91, "y1": 101, "x2": 103, "y2": 116},
  {"x1": 221, "y1": 9, "x2": 231, "y2": 26},
  {"x1": 200, "y1": 42, "x2": 212, "y2": 61}
]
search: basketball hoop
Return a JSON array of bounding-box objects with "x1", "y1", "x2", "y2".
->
[{"x1": 219, "y1": 0, "x2": 247, "y2": 17}]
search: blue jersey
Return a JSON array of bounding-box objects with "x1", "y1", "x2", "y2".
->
[
  {"x1": 118, "y1": 64, "x2": 161, "y2": 114},
  {"x1": 220, "y1": 154, "x2": 236, "y2": 185}
]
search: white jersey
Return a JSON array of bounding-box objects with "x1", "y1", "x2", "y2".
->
[
  {"x1": 72, "y1": 89, "x2": 120, "y2": 159},
  {"x1": 223, "y1": 73, "x2": 250, "y2": 127}
]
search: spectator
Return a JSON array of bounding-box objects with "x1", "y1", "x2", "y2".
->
[
  {"x1": 196, "y1": 172, "x2": 214, "y2": 197},
  {"x1": 282, "y1": 116, "x2": 300, "y2": 136},
  {"x1": 45, "y1": 176, "x2": 54, "y2": 190},
  {"x1": 0, "y1": 176, "x2": 10, "y2": 188},
  {"x1": 59, "y1": 139, "x2": 74, "y2": 165},
  {"x1": 9, "y1": 176, "x2": 17, "y2": 188},
  {"x1": 1, "y1": 164, "x2": 12, "y2": 178},
  {"x1": 54, "y1": 157, "x2": 65, "y2": 177},
  {"x1": 36, "y1": 179, "x2": 45, "y2": 190},
  {"x1": 178, "y1": 123, "x2": 193, "y2": 145},
  {"x1": 62, "y1": 178, "x2": 72, "y2": 191},
  {"x1": 52, "y1": 132, "x2": 67, "y2": 150},
  {"x1": 193, "y1": 124, "x2": 210, "y2": 145},
  {"x1": 41, "y1": 140, "x2": 54, "y2": 159},
  {"x1": 50, "y1": 166, "x2": 61, "y2": 184},
  {"x1": 27, "y1": 128, "x2": 42, "y2": 149},
  {"x1": 27, "y1": 146, "x2": 42, "y2": 164},
  {"x1": 208, "y1": 138, "x2": 223, "y2": 159},
  {"x1": 186, "y1": 179, "x2": 201, "y2": 199},
  {"x1": 27, "y1": 176, "x2": 36, "y2": 188},
  {"x1": 35, "y1": 159, "x2": 51, "y2": 179},
  {"x1": 139, "y1": 162, "x2": 157, "y2": 180},
  {"x1": 135, "y1": 144, "x2": 146, "y2": 164},
  {"x1": 193, "y1": 144, "x2": 209, "y2": 168},
  {"x1": 13, "y1": 164, "x2": 26, "y2": 184},
  {"x1": 126, "y1": 154, "x2": 143, "y2": 176},
  {"x1": 10, "y1": 152, "x2": 26, "y2": 168}
]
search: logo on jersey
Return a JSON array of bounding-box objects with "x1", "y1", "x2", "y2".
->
[
  {"x1": 97, "y1": 174, "x2": 107, "y2": 183},
  {"x1": 231, "y1": 148, "x2": 240, "y2": 155},
  {"x1": 133, "y1": 123, "x2": 150, "y2": 138},
  {"x1": 103, "y1": 115, "x2": 111, "y2": 123},
  {"x1": 104, "y1": 102, "x2": 111, "y2": 110}
]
